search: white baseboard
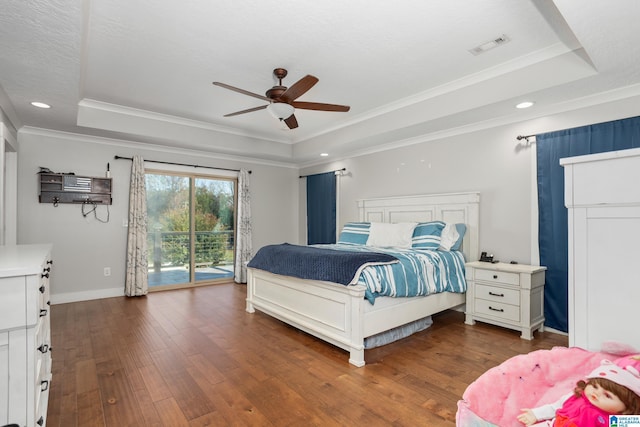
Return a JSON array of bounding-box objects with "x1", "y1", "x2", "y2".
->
[
  {"x1": 51, "y1": 286, "x2": 125, "y2": 305},
  {"x1": 542, "y1": 325, "x2": 568, "y2": 336}
]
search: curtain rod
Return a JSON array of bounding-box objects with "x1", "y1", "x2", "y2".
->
[
  {"x1": 114, "y1": 156, "x2": 251, "y2": 173},
  {"x1": 299, "y1": 168, "x2": 346, "y2": 178},
  {"x1": 517, "y1": 134, "x2": 535, "y2": 142}
]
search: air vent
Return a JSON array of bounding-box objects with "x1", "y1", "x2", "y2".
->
[{"x1": 469, "y1": 34, "x2": 510, "y2": 55}]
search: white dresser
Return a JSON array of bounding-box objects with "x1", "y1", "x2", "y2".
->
[
  {"x1": 562, "y1": 147, "x2": 640, "y2": 351},
  {"x1": 0, "y1": 244, "x2": 53, "y2": 427},
  {"x1": 465, "y1": 261, "x2": 546, "y2": 339}
]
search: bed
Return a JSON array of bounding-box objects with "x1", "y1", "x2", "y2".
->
[{"x1": 246, "y1": 192, "x2": 480, "y2": 367}]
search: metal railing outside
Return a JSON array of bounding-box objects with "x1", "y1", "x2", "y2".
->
[{"x1": 148, "y1": 230, "x2": 234, "y2": 272}]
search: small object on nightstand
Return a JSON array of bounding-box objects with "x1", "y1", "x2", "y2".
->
[
  {"x1": 479, "y1": 251, "x2": 494, "y2": 262},
  {"x1": 465, "y1": 261, "x2": 546, "y2": 340},
  {"x1": 510, "y1": 260, "x2": 518, "y2": 264}
]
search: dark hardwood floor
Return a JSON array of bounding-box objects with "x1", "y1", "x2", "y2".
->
[{"x1": 46, "y1": 282, "x2": 567, "y2": 426}]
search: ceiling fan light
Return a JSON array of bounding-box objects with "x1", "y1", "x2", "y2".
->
[{"x1": 267, "y1": 102, "x2": 294, "y2": 120}]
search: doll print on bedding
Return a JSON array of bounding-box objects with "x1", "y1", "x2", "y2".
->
[{"x1": 517, "y1": 355, "x2": 640, "y2": 427}]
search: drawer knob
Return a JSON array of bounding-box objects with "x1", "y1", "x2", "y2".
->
[
  {"x1": 47, "y1": 260, "x2": 53, "y2": 265},
  {"x1": 41, "y1": 272, "x2": 49, "y2": 279},
  {"x1": 493, "y1": 274, "x2": 498, "y2": 279},
  {"x1": 38, "y1": 344, "x2": 50, "y2": 353},
  {"x1": 489, "y1": 291, "x2": 504, "y2": 297},
  {"x1": 489, "y1": 306, "x2": 505, "y2": 313},
  {"x1": 40, "y1": 308, "x2": 48, "y2": 317},
  {"x1": 37, "y1": 416, "x2": 45, "y2": 426},
  {"x1": 41, "y1": 380, "x2": 49, "y2": 392},
  {"x1": 40, "y1": 285, "x2": 46, "y2": 293}
]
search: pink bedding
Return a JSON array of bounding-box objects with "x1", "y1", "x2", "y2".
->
[{"x1": 456, "y1": 346, "x2": 636, "y2": 427}]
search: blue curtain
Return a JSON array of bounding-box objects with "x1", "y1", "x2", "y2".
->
[
  {"x1": 537, "y1": 116, "x2": 640, "y2": 332},
  {"x1": 306, "y1": 172, "x2": 336, "y2": 245}
]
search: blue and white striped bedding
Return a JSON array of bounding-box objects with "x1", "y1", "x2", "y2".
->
[{"x1": 313, "y1": 244, "x2": 466, "y2": 304}]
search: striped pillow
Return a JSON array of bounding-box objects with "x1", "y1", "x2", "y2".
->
[
  {"x1": 439, "y1": 223, "x2": 467, "y2": 251},
  {"x1": 337, "y1": 222, "x2": 371, "y2": 245},
  {"x1": 451, "y1": 224, "x2": 467, "y2": 250},
  {"x1": 411, "y1": 221, "x2": 446, "y2": 250}
]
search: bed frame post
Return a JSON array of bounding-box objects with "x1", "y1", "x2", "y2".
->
[
  {"x1": 348, "y1": 293, "x2": 366, "y2": 367},
  {"x1": 349, "y1": 349, "x2": 365, "y2": 367},
  {"x1": 246, "y1": 268, "x2": 256, "y2": 313}
]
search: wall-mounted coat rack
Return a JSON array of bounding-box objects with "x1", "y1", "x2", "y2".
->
[{"x1": 39, "y1": 173, "x2": 112, "y2": 205}]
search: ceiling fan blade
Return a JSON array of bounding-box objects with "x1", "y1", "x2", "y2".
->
[
  {"x1": 280, "y1": 75, "x2": 319, "y2": 102},
  {"x1": 284, "y1": 114, "x2": 299, "y2": 129},
  {"x1": 223, "y1": 105, "x2": 267, "y2": 117},
  {"x1": 291, "y1": 101, "x2": 350, "y2": 112},
  {"x1": 213, "y1": 82, "x2": 272, "y2": 102}
]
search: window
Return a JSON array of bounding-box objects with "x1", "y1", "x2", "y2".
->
[{"x1": 145, "y1": 171, "x2": 236, "y2": 289}]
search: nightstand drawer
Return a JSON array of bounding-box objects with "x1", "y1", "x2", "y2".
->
[
  {"x1": 474, "y1": 299, "x2": 520, "y2": 322},
  {"x1": 475, "y1": 268, "x2": 519, "y2": 286},
  {"x1": 475, "y1": 284, "x2": 520, "y2": 305}
]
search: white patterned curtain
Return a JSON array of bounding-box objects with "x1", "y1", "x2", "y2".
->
[
  {"x1": 234, "y1": 169, "x2": 252, "y2": 283},
  {"x1": 125, "y1": 155, "x2": 149, "y2": 296}
]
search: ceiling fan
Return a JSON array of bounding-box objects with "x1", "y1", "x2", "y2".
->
[{"x1": 213, "y1": 68, "x2": 350, "y2": 129}]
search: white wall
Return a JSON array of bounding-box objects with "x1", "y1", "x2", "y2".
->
[
  {"x1": 14, "y1": 93, "x2": 640, "y2": 303},
  {"x1": 300, "y1": 95, "x2": 640, "y2": 265},
  {"x1": 16, "y1": 129, "x2": 299, "y2": 303}
]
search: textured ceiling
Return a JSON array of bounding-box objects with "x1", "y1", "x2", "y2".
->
[{"x1": 1, "y1": 0, "x2": 640, "y2": 165}]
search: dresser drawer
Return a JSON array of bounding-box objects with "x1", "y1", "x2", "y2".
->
[
  {"x1": 35, "y1": 370, "x2": 51, "y2": 427},
  {"x1": 475, "y1": 283, "x2": 520, "y2": 306},
  {"x1": 38, "y1": 278, "x2": 48, "y2": 312},
  {"x1": 475, "y1": 268, "x2": 520, "y2": 286},
  {"x1": 35, "y1": 317, "x2": 50, "y2": 353},
  {"x1": 474, "y1": 299, "x2": 520, "y2": 322}
]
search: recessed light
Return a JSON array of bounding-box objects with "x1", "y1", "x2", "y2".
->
[
  {"x1": 516, "y1": 101, "x2": 535, "y2": 109},
  {"x1": 469, "y1": 34, "x2": 510, "y2": 56},
  {"x1": 30, "y1": 101, "x2": 51, "y2": 109},
  {"x1": 320, "y1": 153, "x2": 329, "y2": 157}
]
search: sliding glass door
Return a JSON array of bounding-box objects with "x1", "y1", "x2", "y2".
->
[{"x1": 145, "y1": 171, "x2": 236, "y2": 289}]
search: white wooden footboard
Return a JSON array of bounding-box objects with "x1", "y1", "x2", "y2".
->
[
  {"x1": 246, "y1": 267, "x2": 466, "y2": 366},
  {"x1": 246, "y1": 267, "x2": 369, "y2": 366}
]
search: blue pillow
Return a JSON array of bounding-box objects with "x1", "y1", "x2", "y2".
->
[
  {"x1": 450, "y1": 223, "x2": 467, "y2": 251},
  {"x1": 411, "y1": 221, "x2": 446, "y2": 250},
  {"x1": 338, "y1": 222, "x2": 371, "y2": 245}
]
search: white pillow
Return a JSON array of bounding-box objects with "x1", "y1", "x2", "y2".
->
[
  {"x1": 438, "y1": 223, "x2": 461, "y2": 251},
  {"x1": 366, "y1": 222, "x2": 417, "y2": 248}
]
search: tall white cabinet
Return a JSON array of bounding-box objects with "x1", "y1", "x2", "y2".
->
[
  {"x1": 0, "y1": 244, "x2": 53, "y2": 427},
  {"x1": 562, "y1": 147, "x2": 640, "y2": 352}
]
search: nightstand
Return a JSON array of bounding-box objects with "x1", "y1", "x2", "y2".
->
[{"x1": 464, "y1": 261, "x2": 546, "y2": 339}]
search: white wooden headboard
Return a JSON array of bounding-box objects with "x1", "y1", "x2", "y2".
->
[{"x1": 357, "y1": 192, "x2": 480, "y2": 262}]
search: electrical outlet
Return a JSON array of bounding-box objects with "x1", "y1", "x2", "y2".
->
[{"x1": 104, "y1": 267, "x2": 111, "y2": 277}]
